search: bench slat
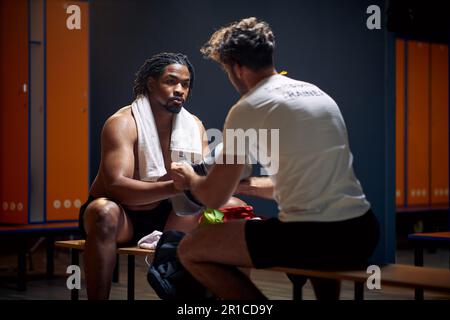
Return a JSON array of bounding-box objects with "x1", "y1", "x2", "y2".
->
[
  {"x1": 117, "y1": 247, "x2": 154, "y2": 256},
  {"x1": 408, "y1": 231, "x2": 450, "y2": 242},
  {"x1": 0, "y1": 222, "x2": 79, "y2": 234},
  {"x1": 55, "y1": 240, "x2": 86, "y2": 250},
  {"x1": 55, "y1": 240, "x2": 154, "y2": 256}
]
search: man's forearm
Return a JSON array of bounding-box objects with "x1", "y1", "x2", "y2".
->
[
  {"x1": 173, "y1": 162, "x2": 246, "y2": 209},
  {"x1": 236, "y1": 177, "x2": 274, "y2": 200},
  {"x1": 106, "y1": 177, "x2": 180, "y2": 206},
  {"x1": 190, "y1": 176, "x2": 228, "y2": 209}
]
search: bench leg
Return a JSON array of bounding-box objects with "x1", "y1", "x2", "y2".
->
[
  {"x1": 414, "y1": 288, "x2": 424, "y2": 300},
  {"x1": 17, "y1": 238, "x2": 27, "y2": 291},
  {"x1": 310, "y1": 277, "x2": 341, "y2": 300},
  {"x1": 354, "y1": 282, "x2": 364, "y2": 300},
  {"x1": 127, "y1": 255, "x2": 135, "y2": 301},
  {"x1": 286, "y1": 274, "x2": 307, "y2": 300},
  {"x1": 414, "y1": 243, "x2": 424, "y2": 300},
  {"x1": 112, "y1": 254, "x2": 119, "y2": 283},
  {"x1": 70, "y1": 249, "x2": 80, "y2": 301},
  {"x1": 414, "y1": 244, "x2": 424, "y2": 267},
  {"x1": 46, "y1": 235, "x2": 55, "y2": 279},
  {"x1": 292, "y1": 282, "x2": 303, "y2": 300}
]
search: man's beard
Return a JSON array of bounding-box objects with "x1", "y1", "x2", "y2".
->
[{"x1": 163, "y1": 102, "x2": 183, "y2": 114}]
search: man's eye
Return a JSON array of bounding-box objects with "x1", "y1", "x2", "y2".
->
[{"x1": 182, "y1": 82, "x2": 190, "y2": 88}]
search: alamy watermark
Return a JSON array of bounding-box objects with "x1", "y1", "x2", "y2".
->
[
  {"x1": 66, "y1": 265, "x2": 81, "y2": 290},
  {"x1": 66, "y1": 4, "x2": 81, "y2": 30},
  {"x1": 171, "y1": 127, "x2": 280, "y2": 176},
  {"x1": 366, "y1": 5, "x2": 381, "y2": 30},
  {"x1": 366, "y1": 265, "x2": 381, "y2": 290}
]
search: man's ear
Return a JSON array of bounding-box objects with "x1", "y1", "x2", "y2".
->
[
  {"x1": 147, "y1": 77, "x2": 156, "y2": 93},
  {"x1": 232, "y1": 63, "x2": 243, "y2": 80}
]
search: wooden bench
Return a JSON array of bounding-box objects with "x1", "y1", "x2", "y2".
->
[
  {"x1": 271, "y1": 264, "x2": 450, "y2": 300},
  {"x1": 0, "y1": 222, "x2": 80, "y2": 291},
  {"x1": 407, "y1": 231, "x2": 450, "y2": 299},
  {"x1": 54, "y1": 240, "x2": 154, "y2": 300},
  {"x1": 408, "y1": 231, "x2": 450, "y2": 266},
  {"x1": 56, "y1": 239, "x2": 450, "y2": 300}
]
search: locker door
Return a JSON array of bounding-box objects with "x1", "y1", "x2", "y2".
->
[
  {"x1": 46, "y1": 0, "x2": 89, "y2": 221},
  {"x1": 430, "y1": 44, "x2": 449, "y2": 205},
  {"x1": 407, "y1": 41, "x2": 430, "y2": 206},
  {"x1": 395, "y1": 39, "x2": 405, "y2": 207},
  {"x1": 0, "y1": 0, "x2": 29, "y2": 223}
]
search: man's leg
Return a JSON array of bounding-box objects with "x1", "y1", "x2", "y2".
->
[
  {"x1": 83, "y1": 198, "x2": 133, "y2": 300},
  {"x1": 177, "y1": 220, "x2": 266, "y2": 300},
  {"x1": 163, "y1": 209, "x2": 200, "y2": 233}
]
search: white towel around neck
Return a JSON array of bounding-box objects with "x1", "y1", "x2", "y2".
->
[{"x1": 131, "y1": 95, "x2": 203, "y2": 182}]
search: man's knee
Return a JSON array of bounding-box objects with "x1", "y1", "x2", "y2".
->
[
  {"x1": 223, "y1": 196, "x2": 247, "y2": 208},
  {"x1": 84, "y1": 199, "x2": 121, "y2": 238}
]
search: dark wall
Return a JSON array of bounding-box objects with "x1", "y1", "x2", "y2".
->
[{"x1": 89, "y1": 0, "x2": 395, "y2": 263}]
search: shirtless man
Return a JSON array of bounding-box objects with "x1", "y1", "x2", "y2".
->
[{"x1": 78, "y1": 53, "x2": 209, "y2": 300}]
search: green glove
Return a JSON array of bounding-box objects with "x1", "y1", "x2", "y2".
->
[{"x1": 200, "y1": 208, "x2": 224, "y2": 226}]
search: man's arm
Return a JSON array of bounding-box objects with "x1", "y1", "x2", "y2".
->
[
  {"x1": 172, "y1": 166, "x2": 275, "y2": 208},
  {"x1": 170, "y1": 117, "x2": 239, "y2": 209},
  {"x1": 101, "y1": 114, "x2": 179, "y2": 206},
  {"x1": 235, "y1": 176, "x2": 274, "y2": 200},
  {"x1": 172, "y1": 159, "x2": 245, "y2": 209}
]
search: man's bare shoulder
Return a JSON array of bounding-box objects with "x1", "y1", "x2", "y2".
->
[
  {"x1": 102, "y1": 105, "x2": 136, "y2": 140},
  {"x1": 191, "y1": 114, "x2": 206, "y2": 133},
  {"x1": 191, "y1": 114, "x2": 203, "y2": 126}
]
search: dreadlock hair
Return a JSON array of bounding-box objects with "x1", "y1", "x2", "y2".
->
[
  {"x1": 132, "y1": 52, "x2": 195, "y2": 99},
  {"x1": 200, "y1": 17, "x2": 275, "y2": 71}
]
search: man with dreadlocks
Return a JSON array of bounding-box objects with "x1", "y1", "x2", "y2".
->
[{"x1": 77, "y1": 53, "x2": 210, "y2": 300}]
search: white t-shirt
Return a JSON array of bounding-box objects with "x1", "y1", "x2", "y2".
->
[{"x1": 223, "y1": 74, "x2": 370, "y2": 222}]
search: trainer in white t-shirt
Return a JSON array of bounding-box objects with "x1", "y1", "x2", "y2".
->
[{"x1": 224, "y1": 74, "x2": 370, "y2": 222}]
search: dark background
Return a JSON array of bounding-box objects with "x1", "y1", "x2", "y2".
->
[{"x1": 88, "y1": 0, "x2": 396, "y2": 263}]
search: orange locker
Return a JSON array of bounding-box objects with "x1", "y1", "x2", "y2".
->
[
  {"x1": 406, "y1": 41, "x2": 430, "y2": 206},
  {"x1": 0, "y1": 0, "x2": 29, "y2": 223},
  {"x1": 0, "y1": 0, "x2": 89, "y2": 224},
  {"x1": 46, "y1": 0, "x2": 89, "y2": 221},
  {"x1": 395, "y1": 39, "x2": 405, "y2": 207},
  {"x1": 430, "y1": 44, "x2": 449, "y2": 205}
]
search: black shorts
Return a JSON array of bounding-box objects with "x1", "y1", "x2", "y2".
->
[
  {"x1": 245, "y1": 209, "x2": 380, "y2": 270},
  {"x1": 78, "y1": 195, "x2": 172, "y2": 245}
]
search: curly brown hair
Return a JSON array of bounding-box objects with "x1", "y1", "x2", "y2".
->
[{"x1": 200, "y1": 17, "x2": 275, "y2": 71}]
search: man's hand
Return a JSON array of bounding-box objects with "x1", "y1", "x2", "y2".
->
[
  {"x1": 235, "y1": 176, "x2": 274, "y2": 200},
  {"x1": 170, "y1": 162, "x2": 196, "y2": 191}
]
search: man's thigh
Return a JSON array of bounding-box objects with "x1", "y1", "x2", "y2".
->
[{"x1": 163, "y1": 209, "x2": 200, "y2": 233}]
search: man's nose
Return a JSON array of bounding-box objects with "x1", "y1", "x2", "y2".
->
[{"x1": 174, "y1": 83, "x2": 184, "y2": 96}]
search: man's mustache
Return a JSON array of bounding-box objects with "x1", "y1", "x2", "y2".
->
[{"x1": 168, "y1": 97, "x2": 184, "y2": 104}]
